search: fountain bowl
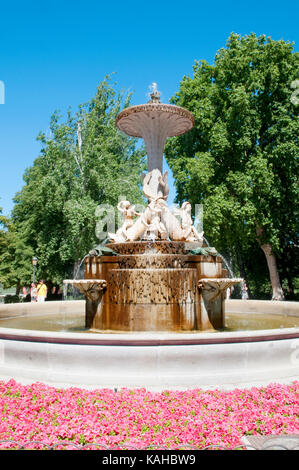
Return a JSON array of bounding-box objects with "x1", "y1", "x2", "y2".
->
[{"x1": 0, "y1": 299, "x2": 298, "y2": 391}]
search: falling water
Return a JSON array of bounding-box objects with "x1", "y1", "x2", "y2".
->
[
  {"x1": 218, "y1": 254, "x2": 235, "y2": 278},
  {"x1": 63, "y1": 282, "x2": 68, "y2": 300},
  {"x1": 74, "y1": 254, "x2": 89, "y2": 280},
  {"x1": 59, "y1": 300, "x2": 67, "y2": 331},
  {"x1": 202, "y1": 236, "x2": 235, "y2": 278},
  {"x1": 203, "y1": 237, "x2": 210, "y2": 247},
  {"x1": 62, "y1": 254, "x2": 87, "y2": 302}
]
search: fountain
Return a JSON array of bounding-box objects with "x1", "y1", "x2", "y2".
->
[
  {"x1": 0, "y1": 85, "x2": 298, "y2": 391},
  {"x1": 64, "y1": 85, "x2": 243, "y2": 333}
]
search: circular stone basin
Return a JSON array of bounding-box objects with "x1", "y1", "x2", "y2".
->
[
  {"x1": 0, "y1": 308, "x2": 298, "y2": 333},
  {"x1": 116, "y1": 103, "x2": 194, "y2": 138},
  {"x1": 116, "y1": 103, "x2": 194, "y2": 172},
  {"x1": 0, "y1": 300, "x2": 298, "y2": 391}
]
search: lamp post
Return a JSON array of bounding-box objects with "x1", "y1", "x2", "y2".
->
[{"x1": 32, "y1": 257, "x2": 38, "y2": 283}]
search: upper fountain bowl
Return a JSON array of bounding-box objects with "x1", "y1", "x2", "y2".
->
[
  {"x1": 116, "y1": 102, "x2": 195, "y2": 139},
  {"x1": 115, "y1": 85, "x2": 195, "y2": 172}
]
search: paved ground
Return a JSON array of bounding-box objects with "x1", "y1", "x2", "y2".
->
[{"x1": 241, "y1": 434, "x2": 299, "y2": 450}]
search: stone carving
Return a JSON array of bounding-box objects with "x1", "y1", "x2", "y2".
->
[
  {"x1": 107, "y1": 166, "x2": 203, "y2": 244},
  {"x1": 198, "y1": 278, "x2": 243, "y2": 302},
  {"x1": 142, "y1": 200, "x2": 168, "y2": 241},
  {"x1": 125, "y1": 205, "x2": 152, "y2": 241},
  {"x1": 115, "y1": 103, "x2": 195, "y2": 137},
  {"x1": 107, "y1": 268, "x2": 197, "y2": 305},
  {"x1": 108, "y1": 200, "x2": 141, "y2": 243},
  {"x1": 63, "y1": 279, "x2": 107, "y2": 302},
  {"x1": 107, "y1": 84, "x2": 203, "y2": 245},
  {"x1": 142, "y1": 169, "x2": 169, "y2": 202},
  {"x1": 174, "y1": 202, "x2": 204, "y2": 242},
  {"x1": 108, "y1": 194, "x2": 204, "y2": 244},
  {"x1": 106, "y1": 241, "x2": 188, "y2": 255}
]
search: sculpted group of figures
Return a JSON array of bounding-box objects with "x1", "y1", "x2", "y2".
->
[{"x1": 109, "y1": 169, "x2": 204, "y2": 244}]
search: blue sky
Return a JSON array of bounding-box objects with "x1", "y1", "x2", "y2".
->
[{"x1": 0, "y1": 0, "x2": 298, "y2": 216}]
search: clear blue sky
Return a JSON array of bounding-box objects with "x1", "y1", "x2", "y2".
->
[{"x1": 0, "y1": 0, "x2": 298, "y2": 216}]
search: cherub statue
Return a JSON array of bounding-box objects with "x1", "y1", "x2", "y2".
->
[
  {"x1": 143, "y1": 200, "x2": 168, "y2": 241},
  {"x1": 174, "y1": 202, "x2": 204, "y2": 242},
  {"x1": 108, "y1": 200, "x2": 141, "y2": 243}
]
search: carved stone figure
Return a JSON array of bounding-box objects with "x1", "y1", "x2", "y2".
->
[
  {"x1": 174, "y1": 202, "x2": 204, "y2": 243},
  {"x1": 125, "y1": 205, "x2": 152, "y2": 241},
  {"x1": 108, "y1": 200, "x2": 141, "y2": 243},
  {"x1": 159, "y1": 199, "x2": 185, "y2": 241},
  {"x1": 63, "y1": 279, "x2": 107, "y2": 302},
  {"x1": 198, "y1": 278, "x2": 243, "y2": 302},
  {"x1": 142, "y1": 200, "x2": 168, "y2": 241},
  {"x1": 142, "y1": 169, "x2": 169, "y2": 202}
]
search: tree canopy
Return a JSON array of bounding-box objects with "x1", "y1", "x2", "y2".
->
[
  {"x1": 165, "y1": 33, "x2": 299, "y2": 299},
  {"x1": 11, "y1": 77, "x2": 145, "y2": 284},
  {"x1": 0, "y1": 209, "x2": 34, "y2": 292}
]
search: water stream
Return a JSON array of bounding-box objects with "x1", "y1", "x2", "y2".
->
[{"x1": 203, "y1": 236, "x2": 235, "y2": 279}]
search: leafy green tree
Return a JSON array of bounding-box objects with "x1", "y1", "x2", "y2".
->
[
  {"x1": 0, "y1": 210, "x2": 34, "y2": 293},
  {"x1": 12, "y1": 77, "x2": 145, "y2": 283},
  {"x1": 165, "y1": 33, "x2": 299, "y2": 299}
]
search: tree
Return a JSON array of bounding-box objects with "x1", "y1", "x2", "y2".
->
[
  {"x1": 165, "y1": 33, "x2": 299, "y2": 300},
  {"x1": 12, "y1": 77, "x2": 145, "y2": 283},
  {"x1": 0, "y1": 210, "x2": 34, "y2": 292}
]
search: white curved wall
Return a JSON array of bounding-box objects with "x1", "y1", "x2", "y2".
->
[{"x1": 0, "y1": 299, "x2": 298, "y2": 390}]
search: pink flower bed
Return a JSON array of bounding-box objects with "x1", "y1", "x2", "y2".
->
[{"x1": 0, "y1": 379, "x2": 298, "y2": 449}]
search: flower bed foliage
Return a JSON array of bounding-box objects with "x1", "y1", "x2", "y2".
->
[{"x1": 0, "y1": 379, "x2": 298, "y2": 449}]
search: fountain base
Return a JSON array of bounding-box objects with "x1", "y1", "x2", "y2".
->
[{"x1": 78, "y1": 241, "x2": 242, "y2": 332}]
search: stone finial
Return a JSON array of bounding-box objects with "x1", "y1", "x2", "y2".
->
[{"x1": 148, "y1": 82, "x2": 161, "y2": 103}]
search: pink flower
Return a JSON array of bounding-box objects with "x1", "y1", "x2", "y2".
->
[{"x1": 0, "y1": 380, "x2": 298, "y2": 449}]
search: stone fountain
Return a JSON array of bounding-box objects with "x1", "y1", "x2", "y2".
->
[
  {"x1": 1, "y1": 84, "x2": 298, "y2": 391},
  {"x1": 64, "y1": 84, "x2": 242, "y2": 333}
]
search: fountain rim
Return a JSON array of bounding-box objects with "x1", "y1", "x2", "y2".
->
[
  {"x1": 1, "y1": 300, "x2": 298, "y2": 390},
  {"x1": 115, "y1": 102, "x2": 195, "y2": 138},
  {"x1": 0, "y1": 324, "x2": 298, "y2": 346}
]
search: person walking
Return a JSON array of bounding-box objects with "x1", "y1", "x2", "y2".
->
[
  {"x1": 37, "y1": 280, "x2": 47, "y2": 302},
  {"x1": 30, "y1": 283, "x2": 38, "y2": 302},
  {"x1": 241, "y1": 282, "x2": 249, "y2": 300}
]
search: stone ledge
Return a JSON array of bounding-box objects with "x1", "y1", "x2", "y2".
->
[{"x1": 241, "y1": 434, "x2": 299, "y2": 450}]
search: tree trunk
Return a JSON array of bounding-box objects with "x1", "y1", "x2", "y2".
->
[
  {"x1": 256, "y1": 226, "x2": 284, "y2": 300},
  {"x1": 16, "y1": 280, "x2": 21, "y2": 296}
]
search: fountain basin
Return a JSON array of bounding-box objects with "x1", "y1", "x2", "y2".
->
[
  {"x1": 0, "y1": 300, "x2": 298, "y2": 390},
  {"x1": 80, "y1": 242, "x2": 241, "y2": 332}
]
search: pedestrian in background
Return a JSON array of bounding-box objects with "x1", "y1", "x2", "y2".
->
[
  {"x1": 30, "y1": 283, "x2": 37, "y2": 302},
  {"x1": 37, "y1": 280, "x2": 47, "y2": 302}
]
